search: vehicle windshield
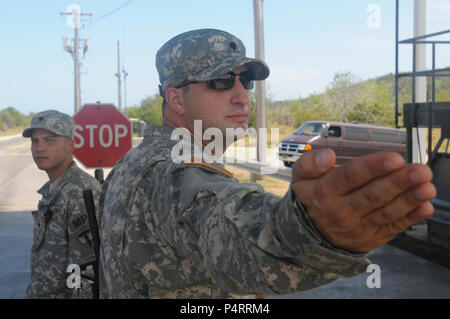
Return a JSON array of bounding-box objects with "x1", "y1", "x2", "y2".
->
[{"x1": 294, "y1": 122, "x2": 327, "y2": 136}]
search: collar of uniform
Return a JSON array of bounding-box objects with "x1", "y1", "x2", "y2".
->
[
  {"x1": 143, "y1": 124, "x2": 174, "y2": 137},
  {"x1": 37, "y1": 161, "x2": 78, "y2": 197},
  {"x1": 185, "y1": 156, "x2": 234, "y2": 177},
  {"x1": 143, "y1": 125, "x2": 232, "y2": 176}
]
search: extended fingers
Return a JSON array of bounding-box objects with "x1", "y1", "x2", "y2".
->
[
  {"x1": 291, "y1": 149, "x2": 336, "y2": 182},
  {"x1": 364, "y1": 181, "x2": 436, "y2": 226},
  {"x1": 377, "y1": 202, "x2": 435, "y2": 239},
  {"x1": 292, "y1": 152, "x2": 407, "y2": 210},
  {"x1": 346, "y1": 163, "x2": 434, "y2": 217},
  {"x1": 322, "y1": 152, "x2": 406, "y2": 196}
]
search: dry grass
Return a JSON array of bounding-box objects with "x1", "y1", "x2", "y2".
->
[
  {"x1": 228, "y1": 124, "x2": 296, "y2": 148},
  {"x1": 224, "y1": 164, "x2": 290, "y2": 198},
  {"x1": 272, "y1": 124, "x2": 296, "y2": 141},
  {"x1": 429, "y1": 128, "x2": 449, "y2": 153}
]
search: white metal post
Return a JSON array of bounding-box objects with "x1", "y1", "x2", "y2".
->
[
  {"x1": 412, "y1": 0, "x2": 428, "y2": 163},
  {"x1": 253, "y1": 0, "x2": 267, "y2": 181}
]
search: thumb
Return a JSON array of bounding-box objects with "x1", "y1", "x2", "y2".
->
[{"x1": 292, "y1": 149, "x2": 336, "y2": 182}]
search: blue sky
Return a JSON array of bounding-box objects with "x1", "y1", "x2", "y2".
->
[{"x1": 1, "y1": 0, "x2": 449, "y2": 116}]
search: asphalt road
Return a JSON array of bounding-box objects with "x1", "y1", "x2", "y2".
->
[{"x1": 0, "y1": 135, "x2": 47, "y2": 211}]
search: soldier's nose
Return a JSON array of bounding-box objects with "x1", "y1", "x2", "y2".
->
[{"x1": 231, "y1": 78, "x2": 250, "y2": 106}]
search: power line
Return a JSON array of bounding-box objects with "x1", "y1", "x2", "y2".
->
[{"x1": 86, "y1": 0, "x2": 135, "y2": 27}]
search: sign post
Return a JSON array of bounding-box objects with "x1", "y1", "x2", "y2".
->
[{"x1": 73, "y1": 103, "x2": 132, "y2": 168}]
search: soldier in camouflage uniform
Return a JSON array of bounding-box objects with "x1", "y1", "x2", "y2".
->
[
  {"x1": 23, "y1": 110, "x2": 102, "y2": 298},
  {"x1": 100, "y1": 29, "x2": 436, "y2": 298}
]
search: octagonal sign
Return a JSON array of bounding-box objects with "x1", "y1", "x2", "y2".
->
[{"x1": 73, "y1": 103, "x2": 132, "y2": 168}]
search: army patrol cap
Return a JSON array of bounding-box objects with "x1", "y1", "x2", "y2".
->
[
  {"x1": 156, "y1": 28, "x2": 270, "y2": 95},
  {"x1": 23, "y1": 109, "x2": 75, "y2": 139}
]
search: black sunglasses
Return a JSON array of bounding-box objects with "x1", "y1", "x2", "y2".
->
[{"x1": 175, "y1": 71, "x2": 255, "y2": 91}]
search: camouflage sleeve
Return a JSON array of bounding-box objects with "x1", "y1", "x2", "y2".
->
[{"x1": 157, "y1": 166, "x2": 370, "y2": 296}]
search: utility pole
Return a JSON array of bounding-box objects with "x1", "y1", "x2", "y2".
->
[
  {"x1": 60, "y1": 9, "x2": 92, "y2": 113},
  {"x1": 252, "y1": 0, "x2": 266, "y2": 181},
  {"x1": 123, "y1": 68, "x2": 128, "y2": 112},
  {"x1": 115, "y1": 41, "x2": 123, "y2": 112}
]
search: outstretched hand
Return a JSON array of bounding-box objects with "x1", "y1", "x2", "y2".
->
[{"x1": 291, "y1": 149, "x2": 436, "y2": 253}]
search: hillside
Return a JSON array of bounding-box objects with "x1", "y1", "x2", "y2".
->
[{"x1": 265, "y1": 69, "x2": 450, "y2": 130}]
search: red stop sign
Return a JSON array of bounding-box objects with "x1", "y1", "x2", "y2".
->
[{"x1": 73, "y1": 103, "x2": 132, "y2": 168}]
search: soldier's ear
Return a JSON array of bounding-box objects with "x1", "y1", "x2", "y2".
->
[
  {"x1": 165, "y1": 87, "x2": 185, "y2": 116},
  {"x1": 66, "y1": 138, "x2": 75, "y2": 153}
]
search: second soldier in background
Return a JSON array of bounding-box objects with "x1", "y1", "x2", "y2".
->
[{"x1": 23, "y1": 110, "x2": 102, "y2": 298}]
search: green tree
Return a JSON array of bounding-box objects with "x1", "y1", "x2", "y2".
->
[
  {"x1": 0, "y1": 110, "x2": 16, "y2": 128},
  {"x1": 345, "y1": 81, "x2": 395, "y2": 126},
  {"x1": 323, "y1": 71, "x2": 362, "y2": 122},
  {"x1": 0, "y1": 106, "x2": 33, "y2": 132},
  {"x1": 125, "y1": 94, "x2": 163, "y2": 125},
  {"x1": 6, "y1": 107, "x2": 28, "y2": 126}
]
